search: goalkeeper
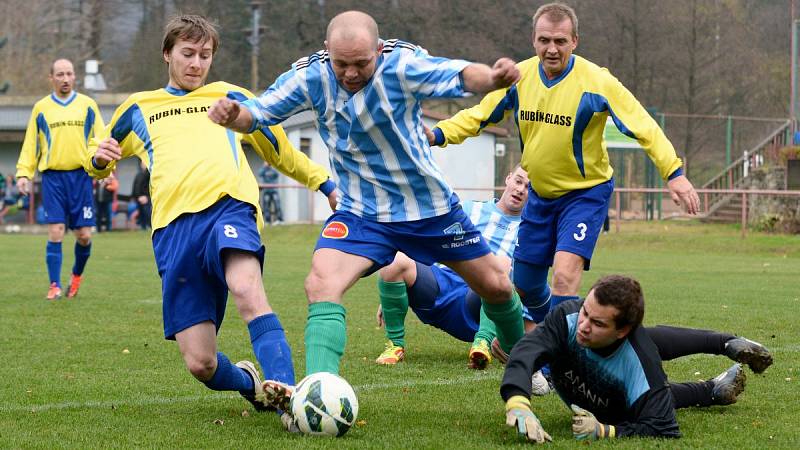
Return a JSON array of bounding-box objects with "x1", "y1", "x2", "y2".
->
[{"x1": 501, "y1": 274, "x2": 773, "y2": 442}]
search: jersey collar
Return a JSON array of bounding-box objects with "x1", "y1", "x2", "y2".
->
[
  {"x1": 538, "y1": 55, "x2": 575, "y2": 88},
  {"x1": 51, "y1": 91, "x2": 77, "y2": 106},
  {"x1": 164, "y1": 84, "x2": 191, "y2": 96}
]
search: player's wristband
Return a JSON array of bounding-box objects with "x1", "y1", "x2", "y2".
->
[
  {"x1": 505, "y1": 395, "x2": 532, "y2": 412},
  {"x1": 432, "y1": 127, "x2": 446, "y2": 146},
  {"x1": 91, "y1": 157, "x2": 107, "y2": 170},
  {"x1": 318, "y1": 179, "x2": 336, "y2": 196},
  {"x1": 667, "y1": 167, "x2": 684, "y2": 180}
]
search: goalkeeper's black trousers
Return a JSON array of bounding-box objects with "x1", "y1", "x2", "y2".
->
[{"x1": 646, "y1": 325, "x2": 736, "y2": 408}]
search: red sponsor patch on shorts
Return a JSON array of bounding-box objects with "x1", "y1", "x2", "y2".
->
[{"x1": 322, "y1": 221, "x2": 349, "y2": 239}]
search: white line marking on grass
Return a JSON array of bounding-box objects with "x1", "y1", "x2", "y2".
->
[{"x1": 0, "y1": 371, "x2": 499, "y2": 413}]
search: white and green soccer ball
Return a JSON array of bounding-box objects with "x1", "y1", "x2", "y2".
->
[{"x1": 289, "y1": 372, "x2": 358, "y2": 437}]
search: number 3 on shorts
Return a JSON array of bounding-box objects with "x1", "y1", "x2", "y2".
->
[
  {"x1": 223, "y1": 224, "x2": 239, "y2": 238},
  {"x1": 573, "y1": 223, "x2": 587, "y2": 241}
]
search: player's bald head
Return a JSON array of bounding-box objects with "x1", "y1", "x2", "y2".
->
[
  {"x1": 326, "y1": 11, "x2": 379, "y2": 48},
  {"x1": 50, "y1": 59, "x2": 74, "y2": 75}
]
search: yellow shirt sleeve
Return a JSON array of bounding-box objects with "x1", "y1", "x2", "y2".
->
[
  {"x1": 243, "y1": 125, "x2": 331, "y2": 190},
  {"x1": 435, "y1": 87, "x2": 514, "y2": 147},
  {"x1": 599, "y1": 72, "x2": 682, "y2": 180},
  {"x1": 84, "y1": 97, "x2": 144, "y2": 179},
  {"x1": 15, "y1": 103, "x2": 41, "y2": 179}
]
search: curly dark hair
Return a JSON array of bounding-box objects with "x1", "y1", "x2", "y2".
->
[{"x1": 589, "y1": 275, "x2": 644, "y2": 330}]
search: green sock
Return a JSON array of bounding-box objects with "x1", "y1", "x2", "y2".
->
[
  {"x1": 482, "y1": 290, "x2": 523, "y2": 353},
  {"x1": 305, "y1": 302, "x2": 347, "y2": 375},
  {"x1": 472, "y1": 305, "x2": 497, "y2": 346},
  {"x1": 378, "y1": 278, "x2": 408, "y2": 347}
]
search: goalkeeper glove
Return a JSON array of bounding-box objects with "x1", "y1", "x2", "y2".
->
[
  {"x1": 571, "y1": 404, "x2": 616, "y2": 440},
  {"x1": 505, "y1": 395, "x2": 552, "y2": 443}
]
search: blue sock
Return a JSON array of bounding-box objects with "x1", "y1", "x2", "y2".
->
[
  {"x1": 248, "y1": 313, "x2": 296, "y2": 385},
  {"x1": 202, "y1": 352, "x2": 254, "y2": 392},
  {"x1": 549, "y1": 295, "x2": 580, "y2": 312},
  {"x1": 512, "y1": 260, "x2": 552, "y2": 323},
  {"x1": 46, "y1": 241, "x2": 62, "y2": 286},
  {"x1": 524, "y1": 289, "x2": 552, "y2": 323},
  {"x1": 72, "y1": 241, "x2": 91, "y2": 276}
]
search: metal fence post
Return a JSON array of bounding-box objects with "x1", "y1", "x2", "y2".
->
[{"x1": 740, "y1": 192, "x2": 747, "y2": 238}]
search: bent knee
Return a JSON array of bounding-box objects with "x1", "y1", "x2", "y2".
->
[
  {"x1": 304, "y1": 270, "x2": 338, "y2": 300},
  {"x1": 551, "y1": 270, "x2": 580, "y2": 295},
  {"x1": 480, "y1": 274, "x2": 513, "y2": 303},
  {"x1": 185, "y1": 355, "x2": 217, "y2": 381}
]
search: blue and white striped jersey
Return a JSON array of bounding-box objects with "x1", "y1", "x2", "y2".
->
[
  {"x1": 242, "y1": 39, "x2": 471, "y2": 222},
  {"x1": 462, "y1": 199, "x2": 521, "y2": 259}
]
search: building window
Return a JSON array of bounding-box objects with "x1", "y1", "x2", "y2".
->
[{"x1": 300, "y1": 137, "x2": 311, "y2": 156}]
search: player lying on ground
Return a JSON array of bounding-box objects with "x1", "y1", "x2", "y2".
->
[
  {"x1": 85, "y1": 15, "x2": 336, "y2": 431},
  {"x1": 374, "y1": 166, "x2": 528, "y2": 369},
  {"x1": 501, "y1": 274, "x2": 773, "y2": 442}
]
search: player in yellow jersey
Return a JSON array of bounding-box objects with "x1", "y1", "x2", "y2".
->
[
  {"x1": 430, "y1": 3, "x2": 700, "y2": 331},
  {"x1": 85, "y1": 15, "x2": 336, "y2": 431},
  {"x1": 16, "y1": 58, "x2": 105, "y2": 300}
]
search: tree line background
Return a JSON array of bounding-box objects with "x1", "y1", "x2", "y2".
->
[{"x1": 0, "y1": 0, "x2": 793, "y2": 183}]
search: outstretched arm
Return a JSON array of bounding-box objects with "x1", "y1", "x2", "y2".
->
[{"x1": 461, "y1": 58, "x2": 520, "y2": 95}]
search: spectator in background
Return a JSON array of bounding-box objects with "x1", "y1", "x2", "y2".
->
[
  {"x1": 94, "y1": 172, "x2": 118, "y2": 232},
  {"x1": 131, "y1": 160, "x2": 151, "y2": 230},
  {"x1": 258, "y1": 162, "x2": 282, "y2": 224}
]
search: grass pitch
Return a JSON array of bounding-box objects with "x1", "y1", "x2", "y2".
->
[{"x1": 0, "y1": 221, "x2": 798, "y2": 449}]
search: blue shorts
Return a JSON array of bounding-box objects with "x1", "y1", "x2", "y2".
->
[
  {"x1": 515, "y1": 179, "x2": 613, "y2": 270},
  {"x1": 41, "y1": 169, "x2": 96, "y2": 229},
  {"x1": 315, "y1": 207, "x2": 491, "y2": 276},
  {"x1": 152, "y1": 197, "x2": 264, "y2": 340},
  {"x1": 408, "y1": 263, "x2": 479, "y2": 342}
]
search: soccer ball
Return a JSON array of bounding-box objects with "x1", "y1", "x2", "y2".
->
[{"x1": 289, "y1": 372, "x2": 358, "y2": 437}]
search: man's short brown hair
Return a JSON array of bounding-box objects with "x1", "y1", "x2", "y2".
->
[
  {"x1": 162, "y1": 14, "x2": 219, "y2": 55},
  {"x1": 589, "y1": 275, "x2": 644, "y2": 330},
  {"x1": 532, "y1": 2, "x2": 579, "y2": 38}
]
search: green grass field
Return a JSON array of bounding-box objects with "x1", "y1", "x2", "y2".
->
[{"x1": 1, "y1": 222, "x2": 798, "y2": 449}]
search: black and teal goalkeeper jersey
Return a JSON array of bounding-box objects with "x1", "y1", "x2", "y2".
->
[{"x1": 501, "y1": 299, "x2": 680, "y2": 438}]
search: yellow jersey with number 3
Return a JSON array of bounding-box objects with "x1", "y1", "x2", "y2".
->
[{"x1": 436, "y1": 55, "x2": 682, "y2": 199}]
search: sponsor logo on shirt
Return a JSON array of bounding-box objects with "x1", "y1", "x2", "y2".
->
[
  {"x1": 322, "y1": 221, "x2": 349, "y2": 239},
  {"x1": 519, "y1": 109, "x2": 572, "y2": 127},
  {"x1": 149, "y1": 106, "x2": 211, "y2": 124},
  {"x1": 49, "y1": 120, "x2": 85, "y2": 129}
]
